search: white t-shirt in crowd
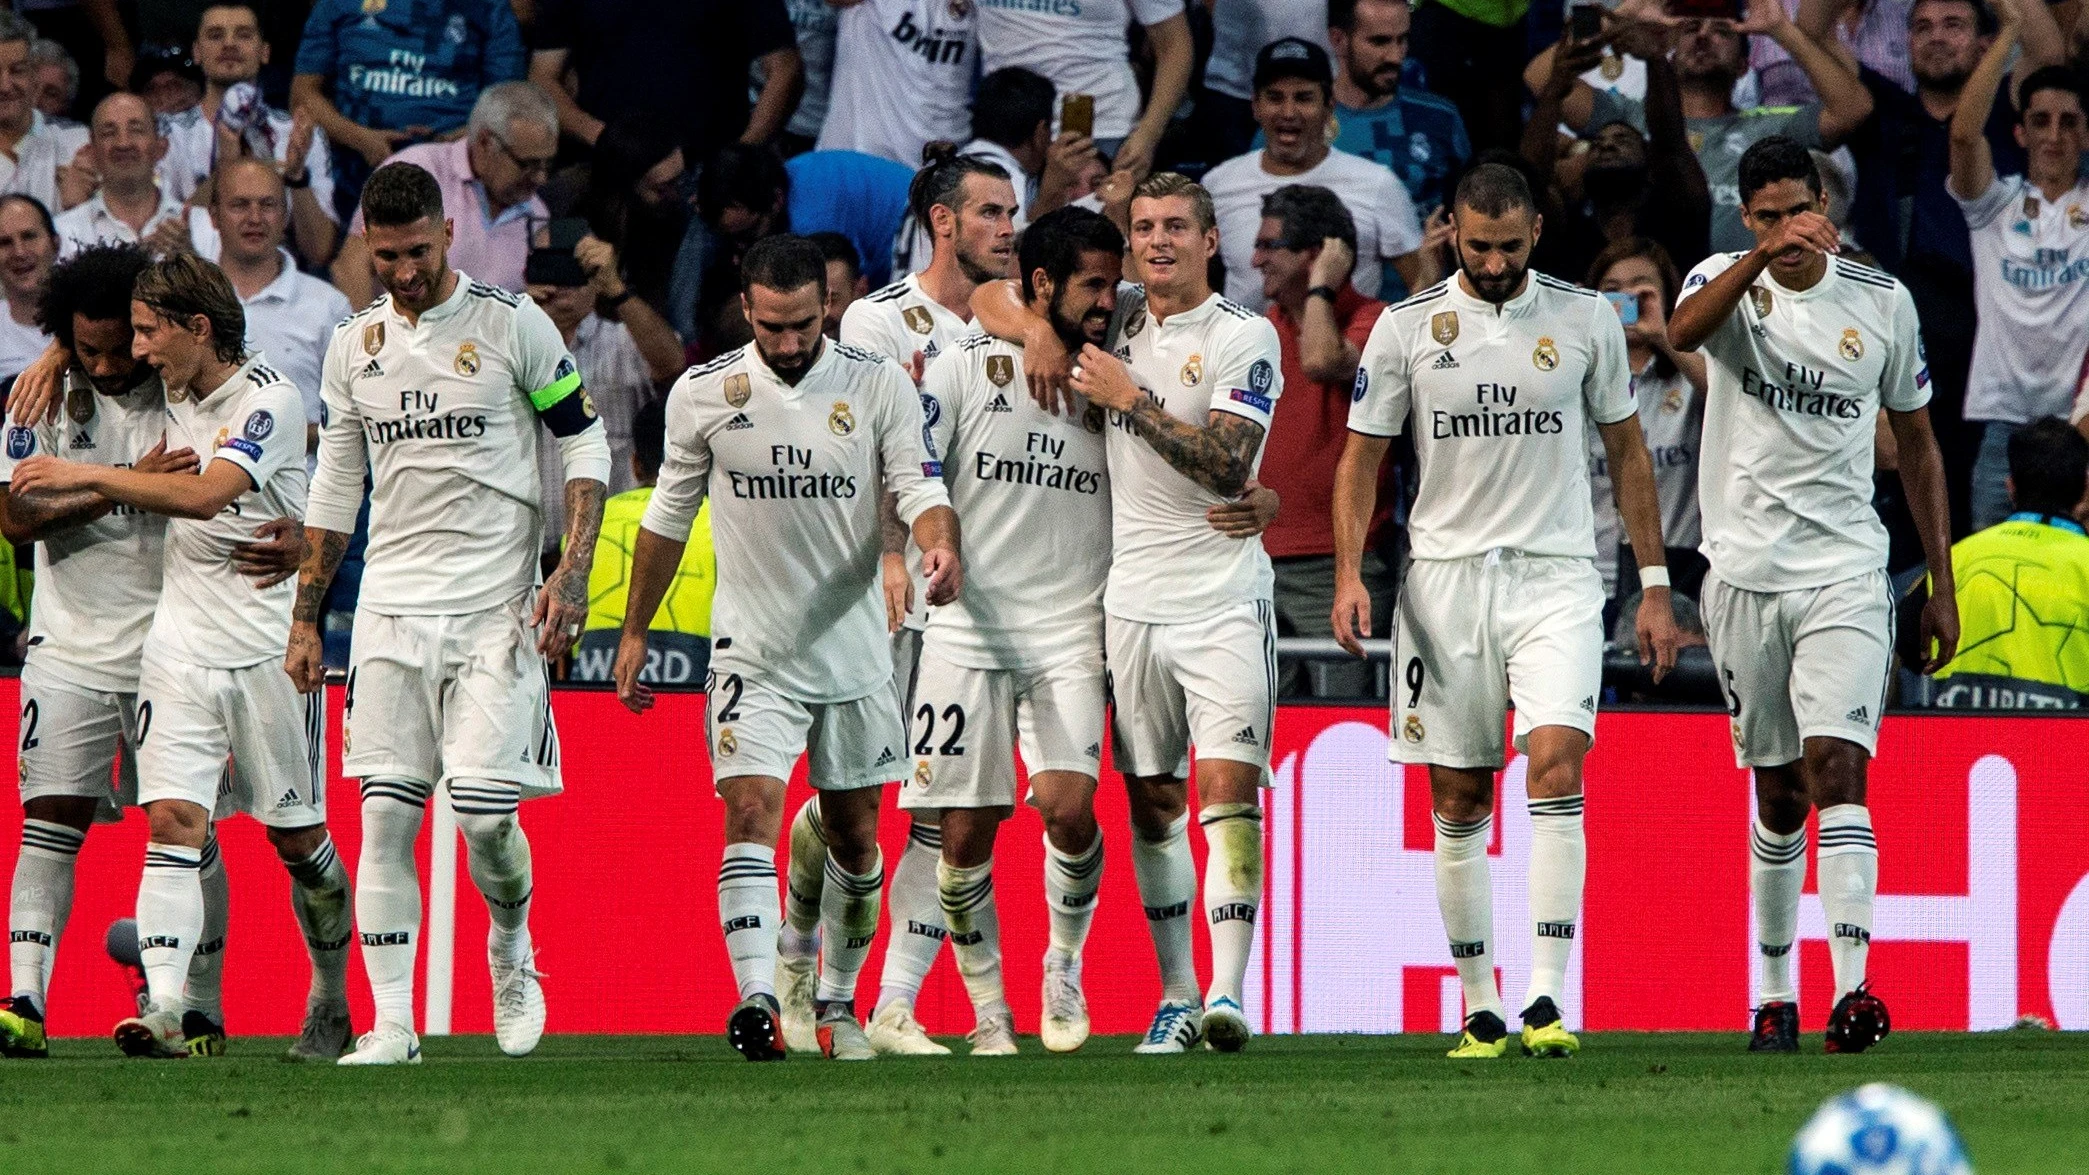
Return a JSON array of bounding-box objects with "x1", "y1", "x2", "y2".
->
[
  {"x1": 151, "y1": 355, "x2": 308, "y2": 669},
  {"x1": 54, "y1": 185, "x2": 185, "y2": 258},
  {"x1": 1676, "y1": 253, "x2": 1929, "y2": 593},
  {"x1": 0, "y1": 112, "x2": 88, "y2": 216},
  {"x1": 1201, "y1": 146, "x2": 1422, "y2": 308},
  {"x1": 1104, "y1": 286, "x2": 1283, "y2": 623},
  {"x1": 1352, "y1": 274, "x2": 1635, "y2": 562},
  {"x1": 641, "y1": 339, "x2": 952, "y2": 704},
  {"x1": 1205, "y1": 0, "x2": 1331, "y2": 102},
  {"x1": 817, "y1": 0, "x2": 977, "y2": 168},
  {"x1": 1953, "y1": 174, "x2": 2089, "y2": 425},
  {"x1": 977, "y1": 0, "x2": 1185, "y2": 143},
  {"x1": 159, "y1": 101, "x2": 338, "y2": 224},
  {"x1": 1587, "y1": 362, "x2": 1703, "y2": 594},
  {"x1": 923, "y1": 331, "x2": 1110, "y2": 670},
  {"x1": 0, "y1": 305, "x2": 46, "y2": 380},
  {"x1": 0, "y1": 374, "x2": 168, "y2": 692}
]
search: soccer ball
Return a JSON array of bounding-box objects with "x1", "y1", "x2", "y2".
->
[{"x1": 1789, "y1": 1084, "x2": 1972, "y2": 1175}]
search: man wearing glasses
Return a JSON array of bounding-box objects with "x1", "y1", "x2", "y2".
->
[{"x1": 331, "y1": 81, "x2": 555, "y2": 307}]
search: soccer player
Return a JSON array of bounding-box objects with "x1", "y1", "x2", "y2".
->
[
  {"x1": 1333, "y1": 163, "x2": 1683, "y2": 1060},
  {"x1": 9, "y1": 254, "x2": 325, "y2": 1058},
  {"x1": 0, "y1": 244, "x2": 347, "y2": 1062},
  {"x1": 288, "y1": 162, "x2": 610, "y2": 1066},
  {"x1": 614, "y1": 234, "x2": 960, "y2": 1062},
  {"x1": 781, "y1": 149, "x2": 1016, "y2": 1057},
  {"x1": 1667, "y1": 136, "x2": 1958, "y2": 1054}
]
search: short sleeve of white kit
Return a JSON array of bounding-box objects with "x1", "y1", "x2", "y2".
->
[
  {"x1": 306, "y1": 321, "x2": 369, "y2": 534},
  {"x1": 1880, "y1": 282, "x2": 1932, "y2": 414},
  {"x1": 1206, "y1": 313, "x2": 1284, "y2": 429},
  {"x1": 639, "y1": 371, "x2": 714, "y2": 543},
  {"x1": 839, "y1": 299, "x2": 911, "y2": 369},
  {"x1": 1951, "y1": 172, "x2": 2020, "y2": 232},
  {"x1": 211, "y1": 381, "x2": 306, "y2": 491},
  {"x1": 1674, "y1": 252, "x2": 1749, "y2": 361},
  {"x1": 1583, "y1": 295, "x2": 1636, "y2": 426},
  {"x1": 1129, "y1": 0, "x2": 1182, "y2": 25},
  {"x1": 871, "y1": 359, "x2": 953, "y2": 525},
  {"x1": 0, "y1": 417, "x2": 57, "y2": 481},
  {"x1": 1348, "y1": 307, "x2": 1410, "y2": 437},
  {"x1": 921, "y1": 348, "x2": 964, "y2": 462}
]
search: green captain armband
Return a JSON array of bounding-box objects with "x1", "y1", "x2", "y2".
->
[{"x1": 530, "y1": 357, "x2": 597, "y2": 437}]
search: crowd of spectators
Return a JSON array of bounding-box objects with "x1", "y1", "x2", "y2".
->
[{"x1": 0, "y1": 0, "x2": 2079, "y2": 706}]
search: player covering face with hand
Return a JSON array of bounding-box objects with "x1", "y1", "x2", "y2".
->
[{"x1": 1335, "y1": 163, "x2": 1682, "y2": 1060}]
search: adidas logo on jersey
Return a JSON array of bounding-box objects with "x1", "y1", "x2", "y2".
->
[
  {"x1": 67, "y1": 431, "x2": 94, "y2": 450},
  {"x1": 356, "y1": 359, "x2": 383, "y2": 379},
  {"x1": 1845, "y1": 705, "x2": 1869, "y2": 723},
  {"x1": 986, "y1": 393, "x2": 1012, "y2": 413},
  {"x1": 1230, "y1": 726, "x2": 1258, "y2": 746},
  {"x1": 1431, "y1": 350, "x2": 1459, "y2": 370},
  {"x1": 872, "y1": 746, "x2": 899, "y2": 768},
  {"x1": 725, "y1": 413, "x2": 754, "y2": 431}
]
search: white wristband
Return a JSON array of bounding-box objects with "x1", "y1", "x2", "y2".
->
[{"x1": 1639, "y1": 566, "x2": 1670, "y2": 589}]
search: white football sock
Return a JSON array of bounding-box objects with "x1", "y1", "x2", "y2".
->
[
  {"x1": 817, "y1": 851, "x2": 884, "y2": 1005},
  {"x1": 284, "y1": 835, "x2": 353, "y2": 1005},
  {"x1": 1200, "y1": 803, "x2": 1262, "y2": 1009},
  {"x1": 873, "y1": 820, "x2": 946, "y2": 1012},
  {"x1": 938, "y1": 858, "x2": 1007, "y2": 1020},
  {"x1": 1042, "y1": 829, "x2": 1103, "y2": 959},
  {"x1": 781, "y1": 798, "x2": 825, "y2": 957},
  {"x1": 136, "y1": 841, "x2": 205, "y2": 1013},
  {"x1": 1523, "y1": 794, "x2": 1585, "y2": 1013},
  {"x1": 1750, "y1": 818, "x2": 1806, "y2": 1003},
  {"x1": 1130, "y1": 811, "x2": 1199, "y2": 1003},
  {"x1": 356, "y1": 778, "x2": 429, "y2": 1029},
  {"x1": 718, "y1": 843, "x2": 780, "y2": 1001},
  {"x1": 1433, "y1": 811, "x2": 1503, "y2": 1021},
  {"x1": 1816, "y1": 804, "x2": 1877, "y2": 1001},
  {"x1": 452, "y1": 782, "x2": 532, "y2": 960},
  {"x1": 10, "y1": 819, "x2": 84, "y2": 1010},
  {"x1": 183, "y1": 834, "x2": 228, "y2": 1020}
]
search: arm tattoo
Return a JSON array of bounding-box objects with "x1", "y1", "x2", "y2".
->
[
  {"x1": 555, "y1": 478, "x2": 607, "y2": 606},
  {"x1": 292, "y1": 528, "x2": 351, "y2": 624},
  {"x1": 879, "y1": 489, "x2": 907, "y2": 555},
  {"x1": 6, "y1": 487, "x2": 111, "y2": 540},
  {"x1": 1124, "y1": 401, "x2": 1263, "y2": 498}
]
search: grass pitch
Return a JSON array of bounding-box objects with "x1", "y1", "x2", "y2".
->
[{"x1": 0, "y1": 1032, "x2": 2079, "y2": 1173}]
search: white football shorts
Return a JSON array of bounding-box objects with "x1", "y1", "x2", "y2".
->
[
  {"x1": 344, "y1": 595, "x2": 562, "y2": 796},
  {"x1": 17, "y1": 660, "x2": 137, "y2": 818},
  {"x1": 1390, "y1": 551, "x2": 1606, "y2": 769},
  {"x1": 1106, "y1": 599, "x2": 1276, "y2": 781},
  {"x1": 899, "y1": 648, "x2": 1106, "y2": 811},
  {"x1": 134, "y1": 648, "x2": 326, "y2": 829},
  {"x1": 706, "y1": 669, "x2": 908, "y2": 792},
  {"x1": 1702, "y1": 569, "x2": 1894, "y2": 767}
]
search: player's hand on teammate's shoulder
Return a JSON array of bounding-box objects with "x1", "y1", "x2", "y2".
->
[
  {"x1": 1635, "y1": 587, "x2": 1682, "y2": 684},
  {"x1": 10, "y1": 342, "x2": 70, "y2": 426},
  {"x1": 1068, "y1": 344, "x2": 1139, "y2": 413},
  {"x1": 231, "y1": 517, "x2": 309, "y2": 588},
  {"x1": 612, "y1": 630, "x2": 655, "y2": 715}
]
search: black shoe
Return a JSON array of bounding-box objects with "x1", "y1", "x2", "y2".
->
[
  {"x1": 1824, "y1": 984, "x2": 1890, "y2": 1054},
  {"x1": 1520, "y1": 996, "x2": 1563, "y2": 1029},
  {"x1": 181, "y1": 1010, "x2": 226, "y2": 1057},
  {"x1": 727, "y1": 993, "x2": 786, "y2": 1062},
  {"x1": 1748, "y1": 1001, "x2": 1799, "y2": 1053}
]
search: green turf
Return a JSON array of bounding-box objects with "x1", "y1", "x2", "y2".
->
[{"x1": 0, "y1": 1032, "x2": 2078, "y2": 1173}]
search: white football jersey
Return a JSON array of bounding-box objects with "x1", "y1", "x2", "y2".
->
[
  {"x1": 307, "y1": 274, "x2": 610, "y2": 616},
  {"x1": 150, "y1": 355, "x2": 308, "y2": 669},
  {"x1": 840, "y1": 273, "x2": 972, "y2": 631},
  {"x1": 0, "y1": 375, "x2": 168, "y2": 692},
  {"x1": 1676, "y1": 253, "x2": 1929, "y2": 592},
  {"x1": 1104, "y1": 288, "x2": 1283, "y2": 624},
  {"x1": 1352, "y1": 274, "x2": 1636, "y2": 562},
  {"x1": 814, "y1": 0, "x2": 976, "y2": 168},
  {"x1": 1955, "y1": 174, "x2": 2089, "y2": 424},
  {"x1": 922, "y1": 332, "x2": 1110, "y2": 670},
  {"x1": 641, "y1": 339, "x2": 952, "y2": 704}
]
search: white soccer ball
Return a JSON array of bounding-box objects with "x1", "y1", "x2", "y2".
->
[{"x1": 1789, "y1": 1084, "x2": 1972, "y2": 1175}]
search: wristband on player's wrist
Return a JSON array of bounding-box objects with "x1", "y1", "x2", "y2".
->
[
  {"x1": 1306, "y1": 285, "x2": 1339, "y2": 302},
  {"x1": 1639, "y1": 566, "x2": 1670, "y2": 590}
]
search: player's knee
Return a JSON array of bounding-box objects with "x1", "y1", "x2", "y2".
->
[
  {"x1": 1804, "y1": 740, "x2": 1868, "y2": 807},
  {"x1": 1524, "y1": 756, "x2": 1583, "y2": 801},
  {"x1": 937, "y1": 808, "x2": 1002, "y2": 868},
  {"x1": 145, "y1": 800, "x2": 209, "y2": 847},
  {"x1": 266, "y1": 823, "x2": 328, "y2": 862},
  {"x1": 21, "y1": 795, "x2": 98, "y2": 832},
  {"x1": 1752, "y1": 764, "x2": 1810, "y2": 832},
  {"x1": 1039, "y1": 802, "x2": 1098, "y2": 853},
  {"x1": 455, "y1": 808, "x2": 522, "y2": 856},
  {"x1": 1124, "y1": 774, "x2": 1186, "y2": 836}
]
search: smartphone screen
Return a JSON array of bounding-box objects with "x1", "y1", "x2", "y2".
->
[
  {"x1": 1603, "y1": 290, "x2": 1640, "y2": 325},
  {"x1": 1061, "y1": 93, "x2": 1095, "y2": 139},
  {"x1": 1666, "y1": 0, "x2": 1742, "y2": 20},
  {"x1": 1570, "y1": 4, "x2": 1604, "y2": 40}
]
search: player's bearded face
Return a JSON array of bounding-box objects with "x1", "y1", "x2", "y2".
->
[
  {"x1": 366, "y1": 217, "x2": 453, "y2": 312},
  {"x1": 745, "y1": 281, "x2": 826, "y2": 383},
  {"x1": 1045, "y1": 249, "x2": 1121, "y2": 349},
  {"x1": 1453, "y1": 205, "x2": 1539, "y2": 305},
  {"x1": 72, "y1": 313, "x2": 150, "y2": 395},
  {"x1": 952, "y1": 178, "x2": 1019, "y2": 285}
]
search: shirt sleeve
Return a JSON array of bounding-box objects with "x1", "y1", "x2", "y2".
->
[
  {"x1": 305, "y1": 330, "x2": 368, "y2": 533},
  {"x1": 0, "y1": 417, "x2": 56, "y2": 482},
  {"x1": 873, "y1": 361, "x2": 951, "y2": 526},
  {"x1": 1347, "y1": 308, "x2": 1409, "y2": 437},
  {"x1": 838, "y1": 301, "x2": 911, "y2": 372},
  {"x1": 1880, "y1": 282, "x2": 1932, "y2": 414},
  {"x1": 293, "y1": 0, "x2": 340, "y2": 80},
  {"x1": 1583, "y1": 294, "x2": 1637, "y2": 426},
  {"x1": 303, "y1": 128, "x2": 339, "y2": 225},
  {"x1": 920, "y1": 350, "x2": 963, "y2": 469},
  {"x1": 511, "y1": 297, "x2": 607, "y2": 463},
  {"x1": 1372, "y1": 166, "x2": 1424, "y2": 257},
  {"x1": 211, "y1": 383, "x2": 306, "y2": 492},
  {"x1": 1130, "y1": 0, "x2": 1185, "y2": 25},
  {"x1": 1673, "y1": 252, "x2": 1747, "y2": 361},
  {"x1": 639, "y1": 373, "x2": 712, "y2": 542},
  {"x1": 1206, "y1": 314, "x2": 1283, "y2": 429},
  {"x1": 483, "y1": 0, "x2": 527, "y2": 84},
  {"x1": 1951, "y1": 172, "x2": 2017, "y2": 231}
]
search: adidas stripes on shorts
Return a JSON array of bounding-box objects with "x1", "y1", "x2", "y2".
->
[
  {"x1": 1702, "y1": 569, "x2": 1894, "y2": 767},
  {"x1": 898, "y1": 647, "x2": 1106, "y2": 811},
  {"x1": 705, "y1": 670, "x2": 908, "y2": 792},
  {"x1": 1389, "y1": 551, "x2": 1606, "y2": 769},
  {"x1": 1105, "y1": 600, "x2": 1276, "y2": 781}
]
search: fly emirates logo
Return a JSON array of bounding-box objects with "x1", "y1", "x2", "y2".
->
[
  {"x1": 364, "y1": 389, "x2": 488, "y2": 444},
  {"x1": 971, "y1": 430, "x2": 1102, "y2": 495},
  {"x1": 728, "y1": 445, "x2": 859, "y2": 500},
  {"x1": 1431, "y1": 382, "x2": 1565, "y2": 439}
]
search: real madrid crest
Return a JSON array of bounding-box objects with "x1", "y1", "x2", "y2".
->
[
  {"x1": 454, "y1": 341, "x2": 480, "y2": 376},
  {"x1": 1179, "y1": 353, "x2": 1202, "y2": 387},
  {"x1": 1839, "y1": 328, "x2": 1863, "y2": 362},
  {"x1": 1599, "y1": 52, "x2": 1625, "y2": 80},
  {"x1": 829, "y1": 401, "x2": 855, "y2": 436},
  {"x1": 1532, "y1": 336, "x2": 1559, "y2": 372},
  {"x1": 2024, "y1": 197, "x2": 2041, "y2": 219},
  {"x1": 716, "y1": 727, "x2": 738, "y2": 757},
  {"x1": 914, "y1": 761, "x2": 933, "y2": 788},
  {"x1": 363, "y1": 321, "x2": 385, "y2": 355},
  {"x1": 947, "y1": 0, "x2": 972, "y2": 16},
  {"x1": 1749, "y1": 286, "x2": 1773, "y2": 318},
  {"x1": 1403, "y1": 714, "x2": 1425, "y2": 743},
  {"x1": 2070, "y1": 204, "x2": 2088, "y2": 230},
  {"x1": 724, "y1": 372, "x2": 751, "y2": 407},
  {"x1": 1431, "y1": 311, "x2": 1459, "y2": 346},
  {"x1": 986, "y1": 354, "x2": 1014, "y2": 388},
  {"x1": 1662, "y1": 386, "x2": 1684, "y2": 414},
  {"x1": 902, "y1": 306, "x2": 935, "y2": 335}
]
